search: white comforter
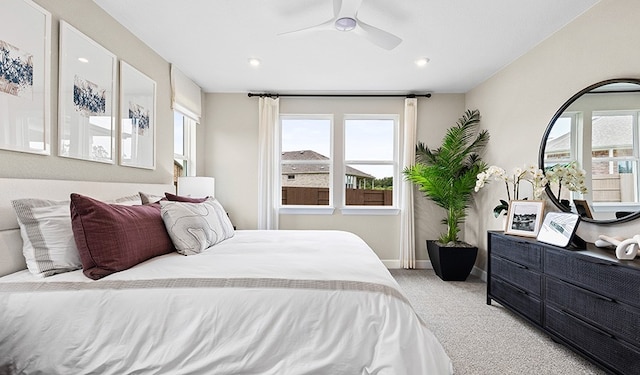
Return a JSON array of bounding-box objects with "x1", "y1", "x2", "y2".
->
[{"x1": 0, "y1": 230, "x2": 452, "y2": 374}]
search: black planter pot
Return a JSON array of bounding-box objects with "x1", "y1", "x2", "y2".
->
[{"x1": 427, "y1": 240, "x2": 478, "y2": 281}]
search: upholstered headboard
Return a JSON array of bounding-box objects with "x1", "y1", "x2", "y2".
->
[{"x1": 0, "y1": 178, "x2": 175, "y2": 277}]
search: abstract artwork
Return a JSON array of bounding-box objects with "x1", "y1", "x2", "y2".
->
[
  {"x1": 58, "y1": 21, "x2": 116, "y2": 163},
  {"x1": 73, "y1": 75, "x2": 106, "y2": 116},
  {"x1": 120, "y1": 61, "x2": 155, "y2": 169},
  {"x1": 0, "y1": 40, "x2": 33, "y2": 98},
  {"x1": 128, "y1": 102, "x2": 149, "y2": 135},
  {"x1": 0, "y1": 0, "x2": 51, "y2": 154}
]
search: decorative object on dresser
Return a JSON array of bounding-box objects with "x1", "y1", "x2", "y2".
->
[
  {"x1": 596, "y1": 234, "x2": 640, "y2": 260},
  {"x1": 504, "y1": 200, "x2": 545, "y2": 238},
  {"x1": 403, "y1": 109, "x2": 489, "y2": 281},
  {"x1": 536, "y1": 212, "x2": 582, "y2": 248},
  {"x1": 475, "y1": 164, "x2": 548, "y2": 219},
  {"x1": 487, "y1": 231, "x2": 640, "y2": 375}
]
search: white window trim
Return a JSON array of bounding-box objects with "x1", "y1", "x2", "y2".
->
[{"x1": 174, "y1": 112, "x2": 197, "y2": 177}]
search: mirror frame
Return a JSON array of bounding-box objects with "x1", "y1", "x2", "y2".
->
[{"x1": 538, "y1": 78, "x2": 640, "y2": 225}]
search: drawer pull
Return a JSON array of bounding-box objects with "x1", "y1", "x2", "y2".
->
[
  {"x1": 560, "y1": 308, "x2": 615, "y2": 339},
  {"x1": 501, "y1": 256, "x2": 529, "y2": 270},
  {"x1": 511, "y1": 284, "x2": 529, "y2": 295},
  {"x1": 579, "y1": 286, "x2": 615, "y2": 303}
]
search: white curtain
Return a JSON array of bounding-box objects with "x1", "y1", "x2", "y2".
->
[
  {"x1": 257, "y1": 97, "x2": 280, "y2": 230},
  {"x1": 400, "y1": 98, "x2": 418, "y2": 268}
]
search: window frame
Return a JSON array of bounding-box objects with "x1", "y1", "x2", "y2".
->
[
  {"x1": 340, "y1": 114, "x2": 400, "y2": 214},
  {"x1": 278, "y1": 114, "x2": 335, "y2": 214},
  {"x1": 174, "y1": 111, "x2": 197, "y2": 178},
  {"x1": 589, "y1": 110, "x2": 639, "y2": 206}
]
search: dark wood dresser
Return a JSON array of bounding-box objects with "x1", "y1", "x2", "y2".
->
[{"x1": 487, "y1": 231, "x2": 640, "y2": 375}]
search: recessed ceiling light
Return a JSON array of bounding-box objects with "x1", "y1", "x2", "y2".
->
[
  {"x1": 248, "y1": 58, "x2": 261, "y2": 67},
  {"x1": 78, "y1": 57, "x2": 89, "y2": 63},
  {"x1": 415, "y1": 57, "x2": 430, "y2": 67}
]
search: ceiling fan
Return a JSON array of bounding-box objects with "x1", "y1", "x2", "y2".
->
[{"x1": 280, "y1": 0, "x2": 402, "y2": 50}]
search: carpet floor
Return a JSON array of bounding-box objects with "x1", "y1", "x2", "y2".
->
[{"x1": 390, "y1": 269, "x2": 607, "y2": 375}]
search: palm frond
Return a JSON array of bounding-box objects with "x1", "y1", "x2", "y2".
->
[{"x1": 404, "y1": 109, "x2": 489, "y2": 243}]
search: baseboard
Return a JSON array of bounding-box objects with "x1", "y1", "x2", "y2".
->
[
  {"x1": 385, "y1": 259, "x2": 487, "y2": 282},
  {"x1": 383, "y1": 259, "x2": 432, "y2": 269},
  {"x1": 471, "y1": 266, "x2": 487, "y2": 282}
]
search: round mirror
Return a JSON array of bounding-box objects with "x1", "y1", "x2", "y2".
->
[{"x1": 539, "y1": 78, "x2": 640, "y2": 224}]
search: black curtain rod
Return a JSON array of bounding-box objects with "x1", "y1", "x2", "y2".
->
[{"x1": 247, "y1": 93, "x2": 431, "y2": 98}]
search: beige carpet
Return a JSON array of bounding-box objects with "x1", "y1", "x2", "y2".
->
[{"x1": 390, "y1": 269, "x2": 606, "y2": 375}]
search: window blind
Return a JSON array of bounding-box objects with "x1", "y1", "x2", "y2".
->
[{"x1": 170, "y1": 64, "x2": 202, "y2": 122}]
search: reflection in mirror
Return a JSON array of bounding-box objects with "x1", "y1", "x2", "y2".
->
[{"x1": 540, "y1": 79, "x2": 640, "y2": 224}]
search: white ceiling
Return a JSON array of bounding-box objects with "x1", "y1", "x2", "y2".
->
[{"x1": 92, "y1": 0, "x2": 600, "y2": 94}]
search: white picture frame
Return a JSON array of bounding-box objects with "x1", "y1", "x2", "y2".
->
[
  {"x1": 119, "y1": 61, "x2": 156, "y2": 169},
  {"x1": 505, "y1": 200, "x2": 545, "y2": 238},
  {"x1": 58, "y1": 21, "x2": 116, "y2": 163},
  {"x1": 536, "y1": 212, "x2": 581, "y2": 247},
  {"x1": 0, "y1": 0, "x2": 51, "y2": 155}
]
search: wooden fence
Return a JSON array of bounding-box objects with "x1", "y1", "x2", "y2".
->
[{"x1": 282, "y1": 186, "x2": 392, "y2": 206}]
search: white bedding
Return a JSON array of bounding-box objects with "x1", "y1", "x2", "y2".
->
[{"x1": 0, "y1": 230, "x2": 452, "y2": 374}]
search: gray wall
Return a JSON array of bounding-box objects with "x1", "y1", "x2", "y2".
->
[{"x1": 465, "y1": 0, "x2": 640, "y2": 272}]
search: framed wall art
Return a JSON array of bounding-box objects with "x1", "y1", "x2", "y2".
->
[
  {"x1": 119, "y1": 61, "x2": 156, "y2": 169},
  {"x1": 58, "y1": 21, "x2": 116, "y2": 163},
  {"x1": 505, "y1": 200, "x2": 545, "y2": 238},
  {"x1": 0, "y1": 0, "x2": 51, "y2": 155}
]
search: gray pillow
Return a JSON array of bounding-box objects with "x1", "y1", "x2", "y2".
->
[{"x1": 160, "y1": 198, "x2": 235, "y2": 255}]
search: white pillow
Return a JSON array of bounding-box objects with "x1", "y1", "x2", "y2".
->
[
  {"x1": 11, "y1": 199, "x2": 82, "y2": 277},
  {"x1": 139, "y1": 191, "x2": 164, "y2": 204},
  {"x1": 109, "y1": 193, "x2": 142, "y2": 206},
  {"x1": 160, "y1": 198, "x2": 235, "y2": 256},
  {"x1": 11, "y1": 194, "x2": 143, "y2": 277}
]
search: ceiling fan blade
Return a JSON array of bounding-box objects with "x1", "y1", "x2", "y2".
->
[
  {"x1": 334, "y1": 0, "x2": 362, "y2": 18},
  {"x1": 278, "y1": 18, "x2": 335, "y2": 36},
  {"x1": 354, "y1": 20, "x2": 402, "y2": 50}
]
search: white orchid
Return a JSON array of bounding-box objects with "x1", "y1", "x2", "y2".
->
[
  {"x1": 475, "y1": 163, "x2": 549, "y2": 217},
  {"x1": 545, "y1": 161, "x2": 588, "y2": 197}
]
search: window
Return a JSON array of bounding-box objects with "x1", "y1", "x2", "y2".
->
[
  {"x1": 278, "y1": 114, "x2": 399, "y2": 211},
  {"x1": 174, "y1": 111, "x2": 197, "y2": 185},
  {"x1": 344, "y1": 116, "x2": 397, "y2": 207},
  {"x1": 591, "y1": 111, "x2": 639, "y2": 203},
  {"x1": 280, "y1": 115, "x2": 332, "y2": 206}
]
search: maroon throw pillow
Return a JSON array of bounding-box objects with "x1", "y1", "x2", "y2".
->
[
  {"x1": 164, "y1": 192, "x2": 208, "y2": 203},
  {"x1": 70, "y1": 193, "x2": 175, "y2": 280}
]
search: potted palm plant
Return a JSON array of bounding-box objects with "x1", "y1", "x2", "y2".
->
[{"x1": 403, "y1": 109, "x2": 489, "y2": 281}]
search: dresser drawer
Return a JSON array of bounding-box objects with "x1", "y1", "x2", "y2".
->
[
  {"x1": 490, "y1": 276, "x2": 541, "y2": 325},
  {"x1": 491, "y1": 255, "x2": 541, "y2": 296},
  {"x1": 545, "y1": 305, "x2": 640, "y2": 375},
  {"x1": 545, "y1": 248, "x2": 640, "y2": 309},
  {"x1": 545, "y1": 276, "x2": 640, "y2": 347},
  {"x1": 490, "y1": 234, "x2": 542, "y2": 271}
]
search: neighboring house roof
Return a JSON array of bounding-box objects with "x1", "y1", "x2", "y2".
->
[
  {"x1": 281, "y1": 150, "x2": 374, "y2": 179},
  {"x1": 545, "y1": 115, "x2": 633, "y2": 153}
]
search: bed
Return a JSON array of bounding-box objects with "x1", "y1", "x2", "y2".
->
[{"x1": 0, "y1": 178, "x2": 452, "y2": 374}]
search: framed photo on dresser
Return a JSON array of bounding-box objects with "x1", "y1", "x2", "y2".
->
[{"x1": 505, "y1": 200, "x2": 545, "y2": 237}]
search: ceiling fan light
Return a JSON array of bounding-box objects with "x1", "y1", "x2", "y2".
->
[
  {"x1": 415, "y1": 57, "x2": 430, "y2": 67},
  {"x1": 335, "y1": 17, "x2": 357, "y2": 31}
]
